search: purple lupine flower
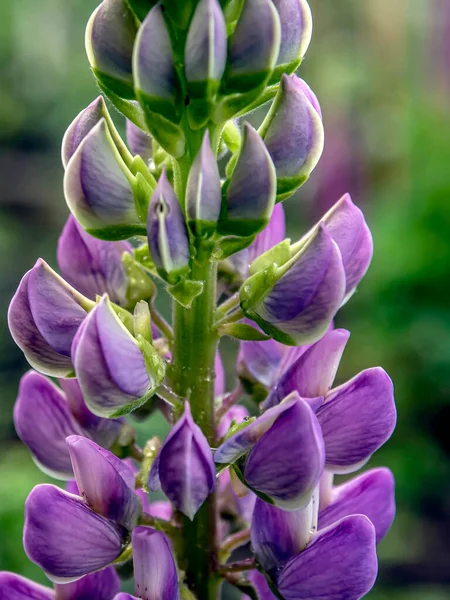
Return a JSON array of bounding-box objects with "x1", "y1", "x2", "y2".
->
[
  {"x1": 261, "y1": 74, "x2": 324, "y2": 199},
  {"x1": 8, "y1": 259, "x2": 90, "y2": 377},
  {"x1": 185, "y1": 0, "x2": 227, "y2": 98},
  {"x1": 133, "y1": 4, "x2": 181, "y2": 123},
  {"x1": 240, "y1": 223, "x2": 346, "y2": 345},
  {"x1": 218, "y1": 468, "x2": 256, "y2": 525},
  {"x1": 149, "y1": 402, "x2": 215, "y2": 519},
  {"x1": 64, "y1": 119, "x2": 142, "y2": 238},
  {"x1": 0, "y1": 567, "x2": 120, "y2": 600},
  {"x1": 132, "y1": 527, "x2": 180, "y2": 600},
  {"x1": 272, "y1": 0, "x2": 313, "y2": 73},
  {"x1": 186, "y1": 131, "x2": 222, "y2": 236},
  {"x1": 217, "y1": 405, "x2": 249, "y2": 440},
  {"x1": 14, "y1": 372, "x2": 120, "y2": 479},
  {"x1": 219, "y1": 123, "x2": 276, "y2": 237},
  {"x1": 24, "y1": 485, "x2": 123, "y2": 581},
  {"x1": 225, "y1": 0, "x2": 281, "y2": 93},
  {"x1": 57, "y1": 216, "x2": 132, "y2": 306},
  {"x1": 126, "y1": 120, "x2": 152, "y2": 163},
  {"x1": 319, "y1": 468, "x2": 396, "y2": 543},
  {"x1": 67, "y1": 436, "x2": 141, "y2": 529},
  {"x1": 86, "y1": 0, "x2": 137, "y2": 97},
  {"x1": 147, "y1": 168, "x2": 190, "y2": 284},
  {"x1": 215, "y1": 394, "x2": 325, "y2": 509},
  {"x1": 72, "y1": 295, "x2": 165, "y2": 417},
  {"x1": 249, "y1": 515, "x2": 378, "y2": 600}
]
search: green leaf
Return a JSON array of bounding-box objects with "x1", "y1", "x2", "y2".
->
[
  {"x1": 168, "y1": 279, "x2": 204, "y2": 308},
  {"x1": 85, "y1": 223, "x2": 147, "y2": 241},
  {"x1": 213, "y1": 233, "x2": 256, "y2": 260}
]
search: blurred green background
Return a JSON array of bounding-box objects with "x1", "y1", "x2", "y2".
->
[{"x1": 1, "y1": 0, "x2": 450, "y2": 598}]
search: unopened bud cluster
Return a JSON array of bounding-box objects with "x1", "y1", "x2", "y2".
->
[{"x1": 3, "y1": 1, "x2": 396, "y2": 600}]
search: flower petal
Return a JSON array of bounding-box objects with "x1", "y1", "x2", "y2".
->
[
  {"x1": 54, "y1": 567, "x2": 120, "y2": 600},
  {"x1": 0, "y1": 573, "x2": 54, "y2": 600},
  {"x1": 316, "y1": 368, "x2": 397, "y2": 472}
]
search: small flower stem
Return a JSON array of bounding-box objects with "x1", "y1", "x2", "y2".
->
[
  {"x1": 214, "y1": 307, "x2": 245, "y2": 330},
  {"x1": 129, "y1": 443, "x2": 144, "y2": 462},
  {"x1": 156, "y1": 383, "x2": 184, "y2": 410},
  {"x1": 218, "y1": 558, "x2": 256, "y2": 575},
  {"x1": 215, "y1": 292, "x2": 240, "y2": 318},
  {"x1": 149, "y1": 304, "x2": 174, "y2": 343},
  {"x1": 139, "y1": 512, "x2": 180, "y2": 538},
  {"x1": 219, "y1": 528, "x2": 250, "y2": 561},
  {"x1": 216, "y1": 384, "x2": 244, "y2": 421}
]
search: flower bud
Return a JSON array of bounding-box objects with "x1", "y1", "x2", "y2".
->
[
  {"x1": 67, "y1": 436, "x2": 141, "y2": 529},
  {"x1": 72, "y1": 295, "x2": 165, "y2": 418},
  {"x1": 57, "y1": 216, "x2": 132, "y2": 306},
  {"x1": 86, "y1": 0, "x2": 138, "y2": 98},
  {"x1": 224, "y1": 0, "x2": 281, "y2": 94},
  {"x1": 62, "y1": 96, "x2": 108, "y2": 168},
  {"x1": 186, "y1": 131, "x2": 222, "y2": 236},
  {"x1": 276, "y1": 516, "x2": 377, "y2": 600},
  {"x1": 54, "y1": 567, "x2": 120, "y2": 600},
  {"x1": 133, "y1": 4, "x2": 181, "y2": 124},
  {"x1": 215, "y1": 394, "x2": 325, "y2": 510},
  {"x1": 260, "y1": 74, "x2": 324, "y2": 200},
  {"x1": 149, "y1": 402, "x2": 215, "y2": 520},
  {"x1": 8, "y1": 260, "x2": 90, "y2": 377},
  {"x1": 240, "y1": 224, "x2": 346, "y2": 346},
  {"x1": 64, "y1": 119, "x2": 146, "y2": 240},
  {"x1": 132, "y1": 527, "x2": 180, "y2": 600},
  {"x1": 24, "y1": 484, "x2": 123, "y2": 581},
  {"x1": 271, "y1": 0, "x2": 313, "y2": 81},
  {"x1": 185, "y1": 0, "x2": 227, "y2": 99},
  {"x1": 264, "y1": 328, "x2": 350, "y2": 409},
  {"x1": 126, "y1": 120, "x2": 152, "y2": 163},
  {"x1": 218, "y1": 123, "x2": 276, "y2": 237},
  {"x1": 319, "y1": 468, "x2": 395, "y2": 543},
  {"x1": 147, "y1": 169, "x2": 190, "y2": 284}
]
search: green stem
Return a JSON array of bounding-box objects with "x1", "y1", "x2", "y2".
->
[{"x1": 170, "y1": 258, "x2": 220, "y2": 600}]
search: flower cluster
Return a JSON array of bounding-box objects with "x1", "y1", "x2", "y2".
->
[{"x1": 3, "y1": 1, "x2": 396, "y2": 599}]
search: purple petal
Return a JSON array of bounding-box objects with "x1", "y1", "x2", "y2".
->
[
  {"x1": 132, "y1": 527, "x2": 180, "y2": 600},
  {"x1": 67, "y1": 436, "x2": 141, "y2": 529},
  {"x1": 62, "y1": 96, "x2": 107, "y2": 168},
  {"x1": 57, "y1": 216, "x2": 131, "y2": 306},
  {"x1": 185, "y1": 0, "x2": 227, "y2": 86},
  {"x1": 147, "y1": 169, "x2": 190, "y2": 280},
  {"x1": 321, "y1": 193, "x2": 373, "y2": 297},
  {"x1": 217, "y1": 405, "x2": 249, "y2": 440},
  {"x1": 220, "y1": 124, "x2": 276, "y2": 237},
  {"x1": 243, "y1": 571, "x2": 277, "y2": 600},
  {"x1": 251, "y1": 497, "x2": 316, "y2": 573},
  {"x1": 264, "y1": 328, "x2": 350, "y2": 409},
  {"x1": 24, "y1": 484, "x2": 123, "y2": 581},
  {"x1": 0, "y1": 573, "x2": 54, "y2": 600},
  {"x1": 65, "y1": 480, "x2": 80, "y2": 496},
  {"x1": 147, "y1": 501, "x2": 173, "y2": 521},
  {"x1": 317, "y1": 368, "x2": 397, "y2": 472},
  {"x1": 73, "y1": 296, "x2": 152, "y2": 417},
  {"x1": 238, "y1": 336, "x2": 289, "y2": 388},
  {"x1": 150, "y1": 402, "x2": 215, "y2": 520},
  {"x1": 249, "y1": 224, "x2": 345, "y2": 345},
  {"x1": 186, "y1": 131, "x2": 222, "y2": 235},
  {"x1": 114, "y1": 595, "x2": 138, "y2": 600},
  {"x1": 54, "y1": 567, "x2": 120, "y2": 600},
  {"x1": 8, "y1": 272, "x2": 72, "y2": 377},
  {"x1": 248, "y1": 203, "x2": 286, "y2": 263},
  {"x1": 14, "y1": 372, "x2": 85, "y2": 479},
  {"x1": 277, "y1": 515, "x2": 378, "y2": 600},
  {"x1": 290, "y1": 75, "x2": 322, "y2": 118},
  {"x1": 126, "y1": 120, "x2": 152, "y2": 162},
  {"x1": 319, "y1": 468, "x2": 396, "y2": 543},
  {"x1": 244, "y1": 397, "x2": 325, "y2": 509},
  {"x1": 227, "y1": 0, "x2": 281, "y2": 92},
  {"x1": 272, "y1": 0, "x2": 312, "y2": 66},
  {"x1": 64, "y1": 120, "x2": 139, "y2": 232},
  {"x1": 263, "y1": 74, "x2": 324, "y2": 180},
  {"x1": 59, "y1": 378, "x2": 124, "y2": 448},
  {"x1": 86, "y1": 0, "x2": 137, "y2": 86}
]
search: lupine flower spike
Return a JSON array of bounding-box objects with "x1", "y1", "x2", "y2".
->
[{"x1": 5, "y1": 1, "x2": 397, "y2": 599}]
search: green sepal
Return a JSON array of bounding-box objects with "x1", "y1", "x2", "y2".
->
[
  {"x1": 132, "y1": 172, "x2": 153, "y2": 222},
  {"x1": 188, "y1": 219, "x2": 217, "y2": 239},
  {"x1": 276, "y1": 174, "x2": 308, "y2": 202},
  {"x1": 224, "y1": 416, "x2": 255, "y2": 442},
  {"x1": 223, "y1": 69, "x2": 274, "y2": 96},
  {"x1": 168, "y1": 279, "x2": 204, "y2": 308},
  {"x1": 187, "y1": 79, "x2": 220, "y2": 101},
  {"x1": 136, "y1": 88, "x2": 182, "y2": 126},
  {"x1": 138, "y1": 91, "x2": 186, "y2": 158},
  {"x1": 223, "y1": 0, "x2": 245, "y2": 24},
  {"x1": 136, "y1": 333, "x2": 166, "y2": 388},
  {"x1": 96, "y1": 78, "x2": 147, "y2": 130},
  {"x1": 241, "y1": 309, "x2": 298, "y2": 346},
  {"x1": 218, "y1": 323, "x2": 271, "y2": 341},
  {"x1": 213, "y1": 85, "x2": 266, "y2": 123},
  {"x1": 222, "y1": 120, "x2": 241, "y2": 154},
  {"x1": 130, "y1": 155, "x2": 157, "y2": 188},
  {"x1": 93, "y1": 68, "x2": 136, "y2": 101},
  {"x1": 126, "y1": 0, "x2": 158, "y2": 21},
  {"x1": 239, "y1": 264, "x2": 278, "y2": 312},
  {"x1": 123, "y1": 252, "x2": 156, "y2": 306},
  {"x1": 187, "y1": 98, "x2": 212, "y2": 130},
  {"x1": 162, "y1": 0, "x2": 196, "y2": 29},
  {"x1": 249, "y1": 239, "x2": 291, "y2": 276},
  {"x1": 269, "y1": 57, "x2": 303, "y2": 86},
  {"x1": 133, "y1": 300, "x2": 153, "y2": 343},
  {"x1": 234, "y1": 83, "x2": 278, "y2": 118},
  {"x1": 217, "y1": 215, "x2": 268, "y2": 238},
  {"x1": 213, "y1": 233, "x2": 256, "y2": 260},
  {"x1": 134, "y1": 243, "x2": 158, "y2": 275},
  {"x1": 86, "y1": 223, "x2": 147, "y2": 241}
]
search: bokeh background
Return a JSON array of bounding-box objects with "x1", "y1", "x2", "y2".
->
[{"x1": 1, "y1": 0, "x2": 449, "y2": 598}]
